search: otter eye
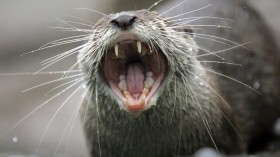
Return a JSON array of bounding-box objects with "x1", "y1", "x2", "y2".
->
[
  {"x1": 183, "y1": 28, "x2": 194, "y2": 36},
  {"x1": 174, "y1": 25, "x2": 194, "y2": 37}
]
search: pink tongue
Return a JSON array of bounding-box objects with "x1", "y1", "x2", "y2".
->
[{"x1": 126, "y1": 63, "x2": 144, "y2": 99}]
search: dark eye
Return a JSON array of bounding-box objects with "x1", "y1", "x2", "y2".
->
[
  {"x1": 183, "y1": 28, "x2": 194, "y2": 36},
  {"x1": 174, "y1": 26, "x2": 194, "y2": 37}
]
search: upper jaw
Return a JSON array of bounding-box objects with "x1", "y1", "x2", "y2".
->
[
  {"x1": 108, "y1": 32, "x2": 140, "y2": 48},
  {"x1": 102, "y1": 35, "x2": 167, "y2": 115}
]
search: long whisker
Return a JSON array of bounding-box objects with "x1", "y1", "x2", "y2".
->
[
  {"x1": 50, "y1": 15, "x2": 81, "y2": 31},
  {"x1": 177, "y1": 85, "x2": 182, "y2": 157},
  {"x1": 64, "y1": 14, "x2": 95, "y2": 25},
  {"x1": 185, "y1": 63, "x2": 261, "y2": 94},
  {"x1": 60, "y1": 20, "x2": 93, "y2": 28},
  {"x1": 183, "y1": 77, "x2": 221, "y2": 156},
  {"x1": 195, "y1": 60, "x2": 242, "y2": 66},
  {"x1": 34, "y1": 81, "x2": 84, "y2": 155},
  {"x1": 189, "y1": 72, "x2": 243, "y2": 140},
  {"x1": 41, "y1": 44, "x2": 86, "y2": 65},
  {"x1": 95, "y1": 81, "x2": 102, "y2": 157},
  {"x1": 60, "y1": 61, "x2": 80, "y2": 79},
  {"x1": 147, "y1": 0, "x2": 163, "y2": 11},
  {"x1": 0, "y1": 79, "x2": 82, "y2": 139},
  {"x1": 22, "y1": 73, "x2": 82, "y2": 92},
  {"x1": 38, "y1": 35, "x2": 88, "y2": 50},
  {"x1": 33, "y1": 46, "x2": 84, "y2": 75},
  {"x1": 121, "y1": 124, "x2": 132, "y2": 157},
  {"x1": 164, "y1": 4, "x2": 212, "y2": 20},
  {"x1": 46, "y1": 26, "x2": 92, "y2": 33},
  {"x1": 168, "y1": 24, "x2": 231, "y2": 29},
  {"x1": 45, "y1": 78, "x2": 83, "y2": 96},
  {"x1": 82, "y1": 85, "x2": 93, "y2": 127},
  {"x1": 0, "y1": 70, "x2": 81, "y2": 76},
  {"x1": 52, "y1": 99, "x2": 82, "y2": 157},
  {"x1": 158, "y1": 0, "x2": 189, "y2": 17},
  {"x1": 197, "y1": 42, "x2": 250, "y2": 57},
  {"x1": 170, "y1": 76, "x2": 177, "y2": 124},
  {"x1": 168, "y1": 16, "x2": 233, "y2": 23},
  {"x1": 144, "y1": 123, "x2": 153, "y2": 153},
  {"x1": 64, "y1": 85, "x2": 90, "y2": 156},
  {"x1": 191, "y1": 33, "x2": 249, "y2": 50},
  {"x1": 75, "y1": 8, "x2": 107, "y2": 17},
  {"x1": 20, "y1": 36, "x2": 88, "y2": 57}
]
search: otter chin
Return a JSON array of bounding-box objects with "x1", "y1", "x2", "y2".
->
[{"x1": 102, "y1": 38, "x2": 167, "y2": 114}]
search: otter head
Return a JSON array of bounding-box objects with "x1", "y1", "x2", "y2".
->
[{"x1": 78, "y1": 10, "x2": 197, "y2": 115}]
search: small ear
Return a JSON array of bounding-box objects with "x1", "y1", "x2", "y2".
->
[{"x1": 174, "y1": 25, "x2": 194, "y2": 37}]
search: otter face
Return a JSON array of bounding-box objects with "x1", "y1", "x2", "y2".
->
[{"x1": 79, "y1": 10, "x2": 197, "y2": 115}]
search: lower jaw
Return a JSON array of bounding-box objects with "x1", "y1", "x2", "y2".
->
[{"x1": 109, "y1": 72, "x2": 165, "y2": 114}]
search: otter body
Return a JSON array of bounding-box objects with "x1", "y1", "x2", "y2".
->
[{"x1": 79, "y1": 0, "x2": 280, "y2": 156}]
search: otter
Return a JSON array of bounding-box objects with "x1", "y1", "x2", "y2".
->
[
  {"x1": 79, "y1": 9, "x2": 243, "y2": 157},
  {"x1": 1, "y1": 0, "x2": 280, "y2": 156},
  {"x1": 77, "y1": 0, "x2": 280, "y2": 156},
  {"x1": 14, "y1": 0, "x2": 275, "y2": 157}
]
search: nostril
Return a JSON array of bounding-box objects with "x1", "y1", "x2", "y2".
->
[{"x1": 111, "y1": 15, "x2": 137, "y2": 30}]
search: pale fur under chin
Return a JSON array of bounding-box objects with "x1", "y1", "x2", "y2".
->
[{"x1": 79, "y1": 9, "x2": 242, "y2": 157}]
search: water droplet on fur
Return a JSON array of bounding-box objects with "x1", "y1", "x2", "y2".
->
[
  {"x1": 12, "y1": 137, "x2": 18, "y2": 143},
  {"x1": 273, "y1": 118, "x2": 280, "y2": 136},
  {"x1": 193, "y1": 148, "x2": 219, "y2": 157},
  {"x1": 83, "y1": 84, "x2": 87, "y2": 89},
  {"x1": 199, "y1": 82, "x2": 204, "y2": 86},
  {"x1": 253, "y1": 81, "x2": 260, "y2": 89}
]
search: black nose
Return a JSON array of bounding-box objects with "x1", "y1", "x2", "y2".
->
[{"x1": 111, "y1": 15, "x2": 137, "y2": 30}]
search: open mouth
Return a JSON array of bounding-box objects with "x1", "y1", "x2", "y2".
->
[{"x1": 102, "y1": 40, "x2": 167, "y2": 113}]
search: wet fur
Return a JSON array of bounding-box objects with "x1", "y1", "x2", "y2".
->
[
  {"x1": 79, "y1": 9, "x2": 244, "y2": 157},
  {"x1": 79, "y1": 1, "x2": 280, "y2": 157},
  {"x1": 2, "y1": 0, "x2": 279, "y2": 156}
]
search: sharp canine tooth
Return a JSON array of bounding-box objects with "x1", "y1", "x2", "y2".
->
[
  {"x1": 115, "y1": 44, "x2": 119, "y2": 57},
  {"x1": 137, "y1": 41, "x2": 141, "y2": 53}
]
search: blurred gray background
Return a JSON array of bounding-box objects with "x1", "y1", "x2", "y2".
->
[{"x1": 0, "y1": 0, "x2": 279, "y2": 156}]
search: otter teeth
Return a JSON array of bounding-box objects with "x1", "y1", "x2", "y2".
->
[
  {"x1": 118, "y1": 75, "x2": 127, "y2": 91},
  {"x1": 112, "y1": 41, "x2": 153, "y2": 58},
  {"x1": 123, "y1": 88, "x2": 149, "y2": 107},
  {"x1": 144, "y1": 72, "x2": 154, "y2": 89},
  {"x1": 137, "y1": 41, "x2": 141, "y2": 53},
  {"x1": 118, "y1": 80, "x2": 127, "y2": 91},
  {"x1": 114, "y1": 44, "x2": 119, "y2": 57},
  {"x1": 118, "y1": 72, "x2": 155, "y2": 100}
]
